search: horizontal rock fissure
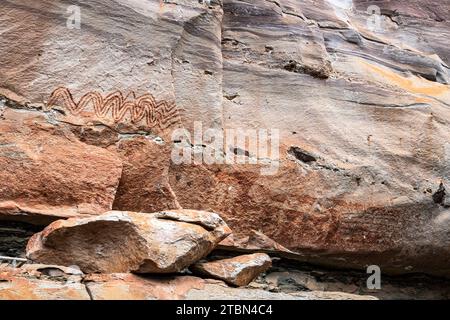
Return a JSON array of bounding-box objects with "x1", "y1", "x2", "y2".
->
[{"x1": 288, "y1": 147, "x2": 317, "y2": 163}]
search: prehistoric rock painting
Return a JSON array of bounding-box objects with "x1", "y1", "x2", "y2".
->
[{"x1": 47, "y1": 87, "x2": 181, "y2": 129}]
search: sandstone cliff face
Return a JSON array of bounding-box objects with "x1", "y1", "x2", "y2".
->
[{"x1": 1, "y1": 0, "x2": 450, "y2": 277}]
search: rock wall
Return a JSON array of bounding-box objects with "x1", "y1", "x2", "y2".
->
[{"x1": 1, "y1": 0, "x2": 449, "y2": 277}]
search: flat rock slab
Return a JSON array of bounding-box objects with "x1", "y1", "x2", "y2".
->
[
  {"x1": 0, "y1": 264, "x2": 88, "y2": 300},
  {"x1": 191, "y1": 253, "x2": 272, "y2": 286},
  {"x1": 84, "y1": 273, "x2": 206, "y2": 300},
  {"x1": 26, "y1": 210, "x2": 231, "y2": 274}
]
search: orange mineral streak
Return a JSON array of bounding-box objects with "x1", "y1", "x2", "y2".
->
[{"x1": 359, "y1": 60, "x2": 450, "y2": 97}]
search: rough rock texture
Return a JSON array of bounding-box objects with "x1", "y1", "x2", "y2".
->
[
  {"x1": 0, "y1": 264, "x2": 377, "y2": 300},
  {"x1": 260, "y1": 268, "x2": 450, "y2": 300},
  {"x1": 218, "y1": 230, "x2": 293, "y2": 254},
  {"x1": 83, "y1": 273, "x2": 376, "y2": 300},
  {"x1": 191, "y1": 253, "x2": 272, "y2": 286},
  {"x1": 0, "y1": 264, "x2": 88, "y2": 300},
  {"x1": 253, "y1": 258, "x2": 450, "y2": 300},
  {"x1": 6, "y1": 262, "x2": 450, "y2": 300},
  {"x1": 26, "y1": 210, "x2": 231, "y2": 273},
  {"x1": 84, "y1": 273, "x2": 207, "y2": 300},
  {"x1": 0, "y1": 221, "x2": 43, "y2": 257},
  {"x1": 0, "y1": 0, "x2": 450, "y2": 278},
  {"x1": 184, "y1": 283, "x2": 377, "y2": 300},
  {"x1": 112, "y1": 137, "x2": 181, "y2": 212},
  {"x1": 0, "y1": 107, "x2": 123, "y2": 224}
]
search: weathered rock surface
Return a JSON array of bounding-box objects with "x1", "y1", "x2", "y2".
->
[
  {"x1": 112, "y1": 137, "x2": 181, "y2": 212},
  {"x1": 0, "y1": 0, "x2": 450, "y2": 278},
  {"x1": 218, "y1": 230, "x2": 293, "y2": 254},
  {"x1": 0, "y1": 264, "x2": 88, "y2": 300},
  {"x1": 26, "y1": 210, "x2": 231, "y2": 273},
  {"x1": 0, "y1": 264, "x2": 378, "y2": 300},
  {"x1": 84, "y1": 273, "x2": 377, "y2": 300},
  {"x1": 6, "y1": 262, "x2": 450, "y2": 300},
  {"x1": 191, "y1": 253, "x2": 272, "y2": 286},
  {"x1": 0, "y1": 107, "x2": 123, "y2": 224},
  {"x1": 84, "y1": 273, "x2": 206, "y2": 300},
  {"x1": 0, "y1": 221, "x2": 44, "y2": 257},
  {"x1": 185, "y1": 283, "x2": 377, "y2": 300},
  {"x1": 255, "y1": 261, "x2": 450, "y2": 300}
]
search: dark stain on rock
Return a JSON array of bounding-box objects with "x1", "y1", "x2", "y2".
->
[
  {"x1": 224, "y1": 93, "x2": 239, "y2": 101},
  {"x1": 231, "y1": 147, "x2": 250, "y2": 157},
  {"x1": 283, "y1": 60, "x2": 330, "y2": 79},
  {"x1": 288, "y1": 146, "x2": 317, "y2": 163},
  {"x1": 0, "y1": 220, "x2": 44, "y2": 258},
  {"x1": 432, "y1": 182, "x2": 446, "y2": 205}
]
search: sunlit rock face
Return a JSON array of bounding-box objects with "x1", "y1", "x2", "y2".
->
[{"x1": 0, "y1": 0, "x2": 450, "y2": 277}]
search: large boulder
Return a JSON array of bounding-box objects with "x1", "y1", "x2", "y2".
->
[
  {"x1": 191, "y1": 253, "x2": 272, "y2": 286},
  {"x1": 26, "y1": 210, "x2": 232, "y2": 273}
]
